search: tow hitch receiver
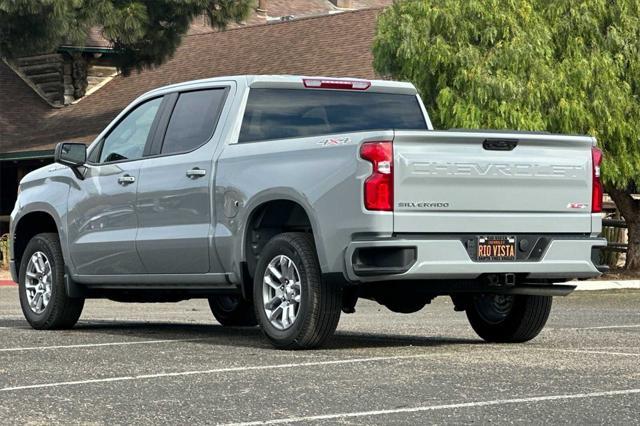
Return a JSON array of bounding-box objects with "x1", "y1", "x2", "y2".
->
[{"x1": 486, "y1": 273, "x2": 517, "y2": 287}]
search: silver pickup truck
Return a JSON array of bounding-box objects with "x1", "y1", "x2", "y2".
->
[{"x1": 9, "y1": 75, "x2": 606, "y2": 349}]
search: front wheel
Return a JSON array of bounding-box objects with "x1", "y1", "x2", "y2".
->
[
  {"x1": 19, "y1": 233, "x2": 84, "y2": 330},
  {"x1": 466, "y1": 294, "x2": 552, "y2": 343},
  {"x1": 253, "y1": 233, "x2": 341, "y2": 349}
]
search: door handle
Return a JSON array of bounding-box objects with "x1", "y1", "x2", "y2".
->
[
  {"x1": 186, "y1": 168, "x2": 207, "y2": 179},
  {"x1": 118, "y1": 174, "x2": 136, "y2": 185}
]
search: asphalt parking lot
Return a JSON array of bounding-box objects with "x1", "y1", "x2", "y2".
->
[{"x1": 0, "y1": 286, "x2": 638, "y2": 424}]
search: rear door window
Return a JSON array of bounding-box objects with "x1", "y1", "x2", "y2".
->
[
  {"x1": 238, "y1": 88, "x2": 427, "y2": 143},
  {"x1": 161, "y1": 88, "x2": 227, "y2": 154}
]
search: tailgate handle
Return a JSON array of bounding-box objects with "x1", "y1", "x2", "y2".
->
[{"x1": 483, "y1": 139, "x2": 518, "y2": 151}]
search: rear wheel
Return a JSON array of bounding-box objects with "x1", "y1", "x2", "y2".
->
[
  {"x1": 19, "y1": 233, "x2": 84, "y2": 330},
  {"x1": 466, "y1": 294, "x2": 552, "y2": 343},
  {"x1": 253, "y1": 232, "x2": 341, "y2": 349},
  {"x1": 208, "y1": 295, "x2": 257, "y2": 326}
]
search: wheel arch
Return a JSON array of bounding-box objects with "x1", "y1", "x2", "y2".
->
[
  {"x1": 12, "y1": 209, "x2": 63, "y2": 279},
  {"x1": 239, "y1": 193, "x2": 326, "y2": 286}
]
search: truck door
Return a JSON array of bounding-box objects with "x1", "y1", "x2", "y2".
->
[
  {"x1": 67, "y1": 96, "x2": 164, "y2": 275},
  {"x1": 135, "y1": 85, "x2": 231, "y2": 274}
]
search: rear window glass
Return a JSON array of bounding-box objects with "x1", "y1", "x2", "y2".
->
[
  {"x1": 238, "y1": 89, "x2": 427, "y2": 143},
  {"x1": 161, "y1": 88, "x2": 226, "y2": 154}
]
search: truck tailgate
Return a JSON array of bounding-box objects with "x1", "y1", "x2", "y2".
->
[{"x1": 393, "y1": 130, "x2": 595, "y2": 234}]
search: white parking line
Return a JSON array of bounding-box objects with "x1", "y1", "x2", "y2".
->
[
  {"x1": 0, "y1": 353, "x2": 485, "y2": 392},
  {"x1": 0, "y1": 338, "x2": 212, "y2": 353},
  {"x1": 223, "y1": 388, "x2": 640, "y2": 425},
  {"x1": 569, "y1": 324, "x2": 640, "y2": 330},
  {"x1": 2, "y1": 345, "x2": 630, "y2": 393},
  {"x1": 544, "y1": 348, "x2": 640, "y2": 357}
]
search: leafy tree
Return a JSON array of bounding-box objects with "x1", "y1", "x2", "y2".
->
[
  {"x1": 0, "y1": 0, "x2": 253, "y2": 74},
  {"x1": 374, "y1": 0, "x2": 640, "y2": 270}
]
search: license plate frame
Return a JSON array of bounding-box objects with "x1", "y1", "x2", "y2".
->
[{"x1": 476, "y1": 236, "x2": 516, "y2": 262}]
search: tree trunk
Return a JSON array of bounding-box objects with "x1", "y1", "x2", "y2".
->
[{"x1": 607, "y1": 186, "x2": 640, "y2": 271}]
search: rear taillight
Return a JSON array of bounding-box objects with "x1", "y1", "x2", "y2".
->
[
  {"x1": 360, "y1": 141, "x2": 393, "y2": 211},
  {"x1": 591, "y1": 146, "x2": 603, "y2": 213}
]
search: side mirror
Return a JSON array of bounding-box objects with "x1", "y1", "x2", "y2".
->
[
  {"x1": 55, "y1": 142, "x2": 86, "y2": 167},
  {"x1": 54, "y1": 142, "x2": 86, "y2": 179}
]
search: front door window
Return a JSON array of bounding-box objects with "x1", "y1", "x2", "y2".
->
[{"x1": 99, "y1": 97, "x2": 162, "y2": 163}]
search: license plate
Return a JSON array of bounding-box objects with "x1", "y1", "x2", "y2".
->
[{"x1": 477, "y1": 236, "x2": 516, "y2": 262}]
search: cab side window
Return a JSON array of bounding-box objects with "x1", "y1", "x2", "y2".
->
[{"x1": 98, "y1": 97, "x2": 163, "y2": 163}]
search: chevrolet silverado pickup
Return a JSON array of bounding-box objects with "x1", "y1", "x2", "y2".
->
[{"x1": 9, "y1": 75, "x2": 606, "y2": 349}]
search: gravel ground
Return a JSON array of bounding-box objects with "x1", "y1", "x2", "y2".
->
[{"x1": 0, "y1": 287, "x2": 638, "y2": 424}]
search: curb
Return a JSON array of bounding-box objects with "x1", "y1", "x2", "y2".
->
[
  {"x1": 574, "y1": 280, "x2": 640, "y2": 291},
  {"x1": 0, "y1": 280, "x2": 16, "y2": 287}
]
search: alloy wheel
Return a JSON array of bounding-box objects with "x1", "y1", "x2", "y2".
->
[
  {"x1": 25, "y1": 251, "x2": 53, "y2": 314},
  {"x1": 262, "y1": 255, "x2": 302, "y2": 330}
]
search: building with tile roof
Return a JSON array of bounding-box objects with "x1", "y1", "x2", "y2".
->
[{"x1": 0, "y1": 5, "x2": 387, "y2": 231}]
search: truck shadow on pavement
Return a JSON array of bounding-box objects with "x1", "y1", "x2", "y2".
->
[{"x1": 0, "y1": 318, "x2": 481, "y2": 349}]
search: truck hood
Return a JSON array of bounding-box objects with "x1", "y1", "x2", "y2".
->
[{"x1": 20, "y1": 163, "x2": 71, "y2": 186}]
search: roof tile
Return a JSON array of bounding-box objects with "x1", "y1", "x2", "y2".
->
[{"x1": 1, "y1": 8, "x2": 382, "y2": 153}]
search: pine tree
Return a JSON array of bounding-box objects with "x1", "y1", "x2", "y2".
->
[{"x1": 0, "y1": 0, "x2": 253, "y2": 74}]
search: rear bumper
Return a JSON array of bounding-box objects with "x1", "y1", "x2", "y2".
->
[{"x1": 344, "y1": 236, "x2": 607, "y2": 283}]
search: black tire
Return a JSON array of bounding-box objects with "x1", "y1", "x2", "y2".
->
[
  {"x1": 466, "y1": 294, "x2": 552, "y2": 343},
  {"x1": 18, "y1": 233, "x2": 84, "y2": 330},
  {"x1": 208, "y1": 295, "x2": 257, "y2": 326},
  {"x1": 253, "y1": 232, "x2": 341, "y2": 349}
]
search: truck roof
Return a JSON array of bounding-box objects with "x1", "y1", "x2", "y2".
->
[{"x1": 144, "y1": 75, "x2": 418, "y2": 97}]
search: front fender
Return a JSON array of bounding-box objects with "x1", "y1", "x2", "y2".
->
[{"x1": 10, "y1": 169, "x2": 73, "y2": 272}]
